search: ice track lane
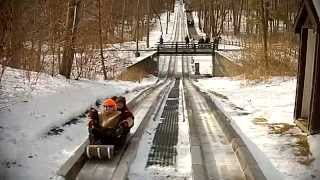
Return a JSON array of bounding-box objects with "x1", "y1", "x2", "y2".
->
[
  {"x1": 184, "y1": 79, "x2": 245, "y2": 180},
  {"x1": 76, "y1": 80, "x2": 173, "y2": 180}
]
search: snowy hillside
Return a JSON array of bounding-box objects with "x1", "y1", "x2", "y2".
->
[
  {"x1": 194, "y1": 77, "x2": 320, "y2": 180},
  {"x1": 0, "y1": 67, "x2": 157, "y2": 180}
]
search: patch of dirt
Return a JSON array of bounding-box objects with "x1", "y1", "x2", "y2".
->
[
  {"x1": 253, "y1": 117, "x2": 314, "y2": 166},
  {"x1": 291, "y1": 134, "x2": 315, "y2": 166},
  {"x1": 252, "y1": 117, "x2": 268, "y2": 126},
  {"x1": 268, "y1": 123, "x2": 296, "y2": 135}
]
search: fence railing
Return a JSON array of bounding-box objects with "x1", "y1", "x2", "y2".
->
[
  {"x1": 219, "y1": 39, "x2": 242, "y2": 47},
  {"x1": 157, "y1": 42, "x2": 217, "y2": 54}
]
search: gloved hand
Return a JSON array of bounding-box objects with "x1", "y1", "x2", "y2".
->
[
  {"x1": 88, "y1": 108, "x2": 99, "y2": 128},
  {"x1": 119, "y1": 121, "x2": 129, "y2": 128},
  {"x1": 120, "y1": 117, "x2": 134, "y2": 128},
  {"x1": 115, "y1": 127, "x2": 124, "y2": 138}
]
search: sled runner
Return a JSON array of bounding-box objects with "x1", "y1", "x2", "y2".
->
[
  {"x1": 86, "y1": 145, "x2": 114, "y2": 160},
  {"x1": 86, "y1": 97, "x2": 133, "y2": 160}
]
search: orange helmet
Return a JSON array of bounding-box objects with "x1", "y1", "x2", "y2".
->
[{"x1": 103, "y1": 98, "x2": 117, "y2": 111}]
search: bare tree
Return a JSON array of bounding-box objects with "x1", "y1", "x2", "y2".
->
[
  {"x1": 0, "y1": 0, "x2": 178, "y2": 81},
  {"x1": 60, "y1": 0, "x2": 81, "y2": 79},
  {"x1": 97, "y1": 0, "x2": 107, "y2": 80},
  {"x1": 260, "y1": 0, "x2": 269, "y2": 72},
  {"x1": 231, "y1": 0, "x2": 244, "y2": 35}
]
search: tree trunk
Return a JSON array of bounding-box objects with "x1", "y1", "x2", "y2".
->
[
  {"x1": 260, "y1": 0, "x2": 269, "y2": 72},
  {"x1": 36, "y1": 39, "x2": 42, "y2": 72},
  {"x1": 136, "y1": 0, "x2": 140, "y2": 52},
  {"x1": 97, "y1": 0, "x2": 107, "y2": 80},
  {"x1": 121, "y1": 0, "x2": 126, "y2": 42},
  {"x1": 146, "y1": 0, "x2": 150, "y2": 48},
  {"x1": 8, "y1": 0, "x2": 23, "y2": 69},
  {"x1": 166, "y1": 8, "x2": 169, "y2": 34},
  {"x1": 59, "y1": 0, "x2": 81, "y2": 79}
]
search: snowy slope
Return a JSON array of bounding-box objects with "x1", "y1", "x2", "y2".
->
[
  {"x1": 0, "y1": 67, "x2": 157, "y2": 180},
  {"x1": 194, "y1": 77, "x2": 320, "y2": 180}
]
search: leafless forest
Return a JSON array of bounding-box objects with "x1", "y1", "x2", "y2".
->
[
  {"x1": 0, "y1": 0, "x2": 302, "y2": 81},
  {"x1": 190, "y1": 0, "x2": 302, "y2": 79}
]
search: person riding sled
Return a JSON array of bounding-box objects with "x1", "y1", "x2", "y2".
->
[
  {"x1": 115, "y1": 96, "x2": 134, "y2": 146},
  {"x1": 88, "y1": 97, "x2": 134, "y2": 149}
]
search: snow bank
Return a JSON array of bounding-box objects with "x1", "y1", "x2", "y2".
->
[
  {"x1": 194, "y1": 77, "x2": 319, "y2": 180},
  {"x1": 0, "y1": 67, "x2": 157, "y2": 180}
]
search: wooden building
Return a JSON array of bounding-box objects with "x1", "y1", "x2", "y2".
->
[{"x1": 294, "y1": 0, "x2": 320, "y2": 134}]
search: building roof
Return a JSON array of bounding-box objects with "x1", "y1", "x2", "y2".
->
[
  {"x1": 295, "y1": 0, "x2": 320, "y2": 33},
  {"x1": 313, "y1": 0, "x2": 320, "y2": 17}
]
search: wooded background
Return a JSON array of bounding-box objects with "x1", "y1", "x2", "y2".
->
[
  {"x1": 0, "y1": 0, "x2": 302, "y2": 81},
  {"x1": 190, "y1": 0, "x2": 302, "y2": 78},
  {"x1": 0, "y1": 0, "x2": 174, "y2": 80}
]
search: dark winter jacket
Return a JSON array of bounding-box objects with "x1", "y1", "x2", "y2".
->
[
  {"x1": 160, "y1": 37, "x2": 164, "y2": 44},
  {"x1": 185, "y1": 36, "x2": 190, "y2": 44},
  {"x1": 199, "y1": 38, "x2": 204, "y2": 44},
  {"x1": 117, "y1": 105, "x2": 134, "y2": 129},
  {"x1": 205, "y1": 37, "x2": 210, "y2": 43}
]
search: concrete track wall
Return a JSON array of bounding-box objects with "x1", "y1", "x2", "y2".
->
[
  {"x1": 214, "y1": 52, "x2": 242, "y2": 77},
  {"x1": 117, "y1": 52, "x2": 158, "y2": 81}
]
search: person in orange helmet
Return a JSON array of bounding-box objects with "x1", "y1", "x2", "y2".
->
[{"x1": 88, "y1": 98, "x2": 121, "y2": 145}]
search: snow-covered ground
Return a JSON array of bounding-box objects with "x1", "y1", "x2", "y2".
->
[
  {"x1": 194, "y1": 76, "x2": 320, "y2": 180},
  {"x1": 0, "y1": 67, "x2": 157, "y2": 180},
  {"x1": 191, "y1": 12, "x2": 206, "y2": 38},
  {"x1": 190, "y1": 8, "x2": 305, "y2": 177},
  {"x1": 217, "y1": 51, "x2": 242, "y2": 65},
  {"x1": 192, "y1": 56, "x2": 212, "y2": 75},
  {"x1": 190, "y1": 13, "x2": 317, "y2": 178},
  {"x1": 1, "y1": 1, "x2": 317, "y2": 180}
]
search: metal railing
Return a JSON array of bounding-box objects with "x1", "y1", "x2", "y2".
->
[{"x1": 157, "y1": 42, "x2": 217, "y2": 54}]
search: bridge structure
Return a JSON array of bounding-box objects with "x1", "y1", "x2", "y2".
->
[
  {"x1": 155, "y1": 41, "x2": 218, "y2": 76},
  {"x1": 156, "y1": 42, "x2": 217, "y2": 55},
  {"x1": 97, "y1": 42, "x2": 236, "y2": 55}
]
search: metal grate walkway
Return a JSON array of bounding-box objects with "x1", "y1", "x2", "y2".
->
[{"x1": 146, "y1": 79, "x2": 180, "y2": 167}]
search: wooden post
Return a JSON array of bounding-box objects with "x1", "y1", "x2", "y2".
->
[
  {"x1": 157, "y1": 55, "x2": 160, "y2": 77},
  {"x1": 146, "y1": 0, "x2": 150, "y2": 48},
  {"x1": 176, "y1": 42, "x2": 178, "y2": 53},
  {"x1": 212, "y1": 50, "x2": 215, "y2": 76},
  {"x1": 136, "y1": 0, "x2": 140, "y2": 55},
  {"x1": 309, "y1": 34, "x2": 320, "y2": 134},
  {"x1": 294, "y1": 29, "x2": 308, "y2": 120}
]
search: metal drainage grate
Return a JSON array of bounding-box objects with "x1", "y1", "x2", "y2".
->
[
  {"x1": 165, "y1": 99, "x2": 179, "y2": 106},
  {"x1": 168, "y1": 88, "x2": 179, "y2": 98},
  {"x1": 146, "y1": 80, "x2": 180, "y2": 167}
]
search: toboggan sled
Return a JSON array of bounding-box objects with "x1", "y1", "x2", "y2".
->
[
  {"x1": 86, "y1": 145, "x2": 115, "y2": 160},
  {"x1": 86, "y1": 111, "x2": 121, "y2": 160}
]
